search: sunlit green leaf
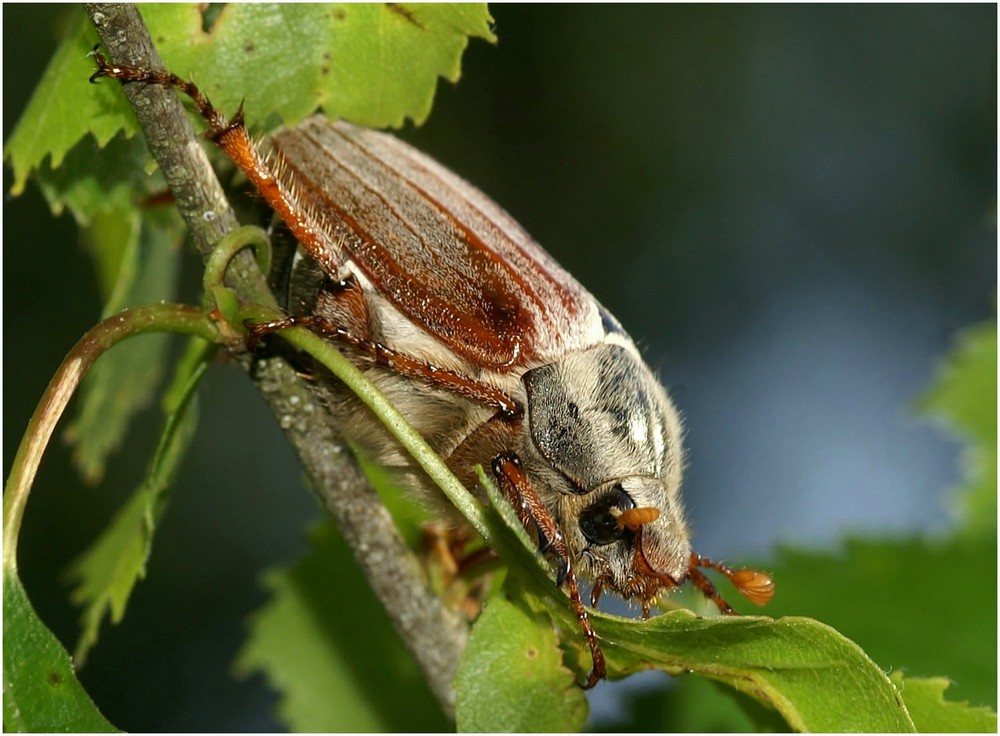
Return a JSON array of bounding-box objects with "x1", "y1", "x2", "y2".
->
[
  {"x1": 34, "y1": 132, "x2": 163, "y2": 225},
  {"x1": 3, "y1": 9, "x2": 131, "y2": 199},
  {"x1": 892, "y1": 674, "x2": 997, "y2": 733},
  {"x1": 5, "y1": 3, "x2": 495, "y2": 222},
  {"x1": 455, "y1": 592, "x2": 588, "y2": 732},
  {"x1": 917, "y1": 321, "x2": 997, "y2": 536},
  {"x1": 152, "y1": 3, "x2": 496, "y2": 129},
  {"x1": 761, "y1": 536, "x2": 997, "y2": 712},
  {"x1": 2, "y1": 571, "x2": 118, "y2": 732},
  {"x1": 458, "y1": 471, "x2": 914, "y2": 732},
  {"x1": 595, "y1": 612, "x2": 914, "y2": 732},
  {"x1": 919, "y1": 321, "x2": 997, "y2": 446}
]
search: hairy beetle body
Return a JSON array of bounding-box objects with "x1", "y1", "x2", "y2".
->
[
  {"x1": 89, "y1": 50, "x2": 774, "y2": 688},
  {"x1": 275, "y1": 120, "x2": 693, "y2": 599}
]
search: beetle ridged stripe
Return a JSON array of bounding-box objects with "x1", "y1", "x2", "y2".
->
[{"x1": 271, "y1": 120, "x2": 603, "y2": 371}]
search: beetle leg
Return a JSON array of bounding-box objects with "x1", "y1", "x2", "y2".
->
[
  {"x1": 247, "y1": 314, "x2": 523, "y2": 419},
  {"x1": 590, "y1": 578, "x2": 605, "y2": 609},
  {"x1": 492, "y1": 451, "x2": 606, "y2": 689},
  {"x1": 90, "y1": 47, "x2": 346, "y2": 280},
  {"x1": 423, "y1": 523, "x2": 495, "y2": 575},
  {"x1": 686, "y1": 566, "x2": 734, "y2": 615},
  {"x1": 91, "y1": 49, "x2": 525, "y2": 418}
]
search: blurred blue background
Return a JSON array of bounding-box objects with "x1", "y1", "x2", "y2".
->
[{"x1": 4, "y1": 5, "x2": 995, "y2": 730}]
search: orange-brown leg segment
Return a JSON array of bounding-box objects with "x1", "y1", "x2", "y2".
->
[
  {"x1": 590, "y1": 578, "x2": 605, "y2": 609},
  {"x1": 423, "y1": 524, "x2": 497, "y2": 580},
  {"x1": 91, "y1": 48, "x2": 526, "y2": 419},
  {"x1": 247, "y1": 314, "x2": 523, "y2": 419},
  {"x1": 492, "y1": 451, "x2": 606, "y2": 689},
  {"x1": 421, "y1": 523, "x2": 496, "y2": 620},
  {"x1": 685, "y1": 562, "x2": 735, "y2": 615},
  {"x1": 90, "y1": 46, "x2": 346, "y2": 280}
]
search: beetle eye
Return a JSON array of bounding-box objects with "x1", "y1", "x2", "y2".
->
[{"x1": 579, "y1": 484, "x2": 635, "y2": 546}]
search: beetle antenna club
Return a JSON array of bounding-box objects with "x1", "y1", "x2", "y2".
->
[{"x1": 91, "y1": 44, "x2": 773, "y2": 689}]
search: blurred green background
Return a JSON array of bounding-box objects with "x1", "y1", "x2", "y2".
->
[{"x1": 4, "y1": 4, "x2": 995, "y2": 731}]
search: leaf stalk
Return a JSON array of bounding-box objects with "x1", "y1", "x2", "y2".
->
[{"x1": 2, "y1": 304, "x2": 216, "y2": 572}]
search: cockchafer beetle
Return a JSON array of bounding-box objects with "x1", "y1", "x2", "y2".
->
[{"x1": 90, "y1": 47, "x2": 774, "y2": 689}]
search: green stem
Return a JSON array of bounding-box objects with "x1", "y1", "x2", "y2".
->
[
  {"x1": 2, "y1": 304, "x2": 217, "y2": 572},
  {"x1": 203, "y1": 226, "x2": 274, "y2": 330},
  {"x1": 203, "y1": 225, "x2": 272, "y2": 300},
  {"x1": 237, "y1": 306, "x2": 496, "y2": 541}
]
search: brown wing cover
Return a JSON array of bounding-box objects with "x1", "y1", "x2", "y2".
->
[{"x1": 270, "y1": 118, "x2": 599, "y2": 372}]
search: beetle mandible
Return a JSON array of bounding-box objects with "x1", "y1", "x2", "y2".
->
[{"x1": 90, "y1": 47, "x2": 773, "y2": 689}]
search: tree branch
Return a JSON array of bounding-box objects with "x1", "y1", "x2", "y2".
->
[{"x1": 84, "y1": 3, "x2": 468, "y2": 716}]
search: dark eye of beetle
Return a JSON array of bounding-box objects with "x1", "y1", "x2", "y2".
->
[{"x1": 579, "y1": 484, "x2": 635, "y2": 546}]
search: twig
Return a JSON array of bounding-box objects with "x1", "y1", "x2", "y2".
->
[{"x1": 84, "y1": 3, "x2": 468, "y2": 716}]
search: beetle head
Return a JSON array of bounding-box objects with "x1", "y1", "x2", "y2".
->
[
  {"x1": 569, "y1": 475, "x2": 692, "y2": 607},
  {"x1": 523, "y1": 342, "x2": 691, "y2": 609}
]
